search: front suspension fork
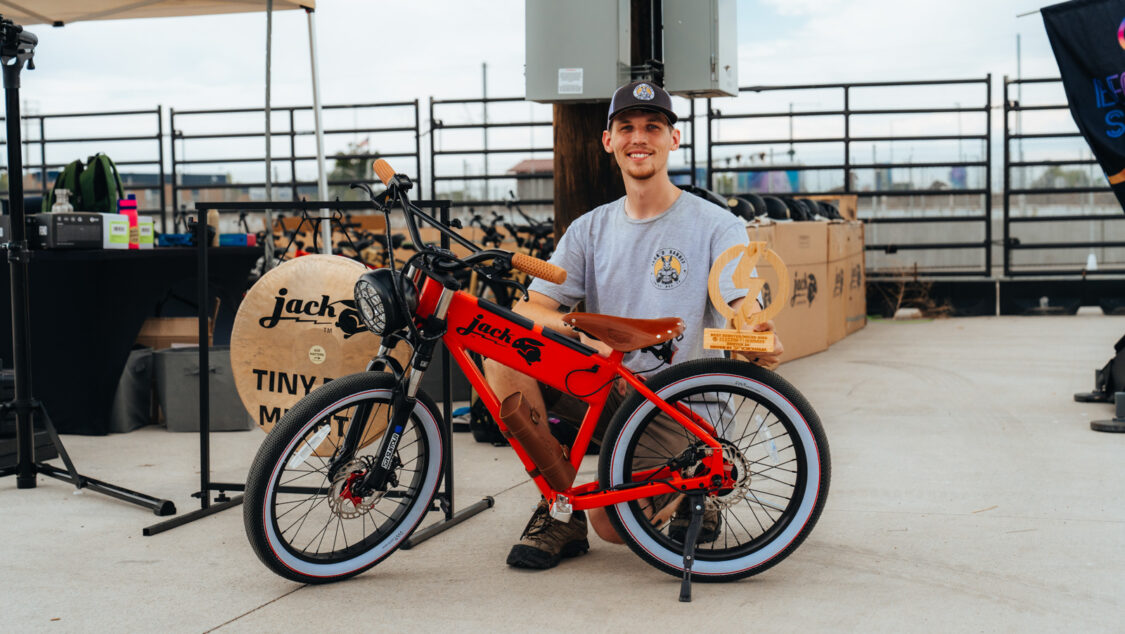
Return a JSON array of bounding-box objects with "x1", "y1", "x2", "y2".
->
[
  {"x1": 331, "y1": 283, "x2": 454, "y2": 489},
  {"x1": 351, "y1": 335, "x2": 437, "y2": 493}
]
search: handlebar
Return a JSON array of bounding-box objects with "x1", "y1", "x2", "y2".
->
[
  {"x1": 373, "y1": 159, "x2": 396, "y2": 187},
  {"x1": 372, "y1": 159, "x2": 566, "y2": 286},
  {"x1": 512, "y1": 252, "x2": 566, "y2": 285}
]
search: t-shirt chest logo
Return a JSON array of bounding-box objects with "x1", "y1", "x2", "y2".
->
[{"x1": 651, "y1": 247, "x2": 687, "y2": 289}]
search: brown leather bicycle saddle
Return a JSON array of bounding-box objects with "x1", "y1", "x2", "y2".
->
[{"x1": 562, "y1": 312, "x2": 685, "y2": 352}]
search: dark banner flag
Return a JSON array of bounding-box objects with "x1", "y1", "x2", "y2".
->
[{"x1": 1043, "y1": 0, "x2": 1125, "y2": 212}]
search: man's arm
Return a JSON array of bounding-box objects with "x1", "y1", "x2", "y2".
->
[
  {"x1": 512, "y1": 290, "x2": 577, "y2": 336},
  {"x1": 513, "y1": 290, "x2": 615, "y2": 357},
  {"x1": 728, "y1": 296, "x2": 784, "y2": 370}
]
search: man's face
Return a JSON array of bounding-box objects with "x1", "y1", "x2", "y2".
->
[{"x1": 602, "y1": 110, "x2": 681, "y2": 182}]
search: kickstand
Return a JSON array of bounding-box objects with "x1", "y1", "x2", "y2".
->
[{"x1": 678, "y1": 493, "x2": 706, "y2": 602}]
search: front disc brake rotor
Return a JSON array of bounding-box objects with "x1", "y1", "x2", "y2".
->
[{"x1": 327, "y1": 458, "x2": 382, "y2": 519}]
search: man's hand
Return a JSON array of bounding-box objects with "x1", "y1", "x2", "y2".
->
[
  {"x1": 728, "y1": 296, "x2": 784, "y2": 370},
  {"x1": 733, "y1": 319, "x2": 784, "y2": 370},
  {"x1": 580, "y1": 332, "x2": 614, "y2": 357}
]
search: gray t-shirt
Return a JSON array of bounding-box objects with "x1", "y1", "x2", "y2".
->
[{"x1": 529, "y1": 191, "x2": 749, "y2": 372}]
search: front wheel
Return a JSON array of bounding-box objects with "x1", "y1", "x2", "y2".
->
[
  {"x1": 598, "y1": 359, "x2": 830, "y2": 581},
  {"x1": 243, "y1": 372, "x2": 444, "y2": 583}
]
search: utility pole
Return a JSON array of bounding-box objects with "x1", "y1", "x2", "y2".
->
[{"x1": 552, "y1": 0, "x2": 657, "y2": 235}]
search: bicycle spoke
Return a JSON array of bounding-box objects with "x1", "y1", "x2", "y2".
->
[
  {"x1": 263, "y1": 392, "x2": 433, "y2": 564},
  {"x1": 744, "y1": 490, "x2": 786, "y2": 514},
  {"x1": 613, "y1": 372, "x2": 820, "y2": 567}
]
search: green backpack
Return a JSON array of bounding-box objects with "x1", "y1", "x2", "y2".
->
[
  {"x1": 42, "y1": 159, "x2": 85, "y2": 212},
  {"x1": 78, "y1": 153, "x2": 125, "y2": 213}
]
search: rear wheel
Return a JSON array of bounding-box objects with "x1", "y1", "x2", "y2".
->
[
  {"x1": 598, "y1": 359, "x2": 830, "y2": 581},
  {"x1": 243, "y1": 372, "x2": 443, "y2": 583}
]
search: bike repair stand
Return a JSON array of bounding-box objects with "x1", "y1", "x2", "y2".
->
[
  {"x1": 401, "y1": 202, "x2": 494, "y2": 548},
  {"x1": 678, "y1": 493, "x2": 706, "y2": 602},
  {"x1": 0, "y1": 16, "x2": 174, "y2": 516},
  {"x1": 144, "y1": 200, "x2": 492, "y2": 539}
]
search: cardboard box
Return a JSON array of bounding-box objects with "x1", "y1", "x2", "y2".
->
[
  {"x1": 826, "y1": 222, "x2": 861, "y2": 344},
  {"x1": 135, "y1": 317, "x2": 214, "y2": 350},
  {"x1": 756, "y1": 259, "x2": 829, "y2": 363},
  {"x1": 771, "y1": 221, "x2": 828, "y2": 266},
  {"x1": 845, "y1": 251, "x2": 867, "y2": 334},
  {"x1": 805, "y1": 194, "x2": 858, "y2": 221},
  {"x1": 827, "y1": 259, "x2": 848, "y2": 345},
  {"x1": 136, "y1": 302, "x2": 218, "y2": 350},
  {"x1": 745, "y1": 221, "x2": 775, "y2": 247},
  {"x1": 747, "y1": 221, "x2": 829, "y2": 363}
]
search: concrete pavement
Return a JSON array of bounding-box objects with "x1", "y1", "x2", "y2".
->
[{"x1": 2, "y1": 314, "x2": 1123, "y2": 632}]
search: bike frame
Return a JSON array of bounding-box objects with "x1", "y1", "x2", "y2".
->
[
  {"x1": 346, "y1": 171, "x2": 732, "y2": 513},
  {"x1": 418, "y1": 281, "x2": 731, "y2": 512}
]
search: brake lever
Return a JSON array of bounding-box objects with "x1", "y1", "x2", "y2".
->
[
  {"x1": 474, "y1": 262, "x2": 531, "y2": 301},
  {"x1": 642, "y1": 340, "x2": 677, "y2": 365},
  {"x1": 494, "y1": 276, "x2": 531, "y2": 302}
]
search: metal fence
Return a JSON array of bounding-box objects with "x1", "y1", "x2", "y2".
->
[
  {"x1": 708, "y1": 77, "x2": 993, "y2": 277},
  {"x1": 428, "y1": 95, "x2": 697, "y2": 222},
  {"x1": 0, "y1": 107, "x2": 165, "y2": 225},
  {"x1": 429, "y1": 95, "x2": 554, "y2": 217},
  {"x1": 169, "y1": 100, "x2": 421, "y2": 229},
  {"x1": 4, "y1": 78, "x2": 1125, "y2": 292},
  {"x1": 1003, "y1": 76, "x2": 1125, "y2": 276}
]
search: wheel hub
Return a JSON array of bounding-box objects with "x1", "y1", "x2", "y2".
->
[
  {"x1": 328, "y1": 458, "x2": 383, "y2": 519},
  {"x1": 711, "y1": 439, "x2": 752, "y2": 511}
]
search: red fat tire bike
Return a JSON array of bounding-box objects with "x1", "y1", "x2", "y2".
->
[{"x1": 243, "y1": 161, "x2": 830, "y2": 589}]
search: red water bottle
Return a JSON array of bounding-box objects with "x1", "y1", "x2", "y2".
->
[{"x1": 118, "y1": 194, "x2": 138, "y2": 249}]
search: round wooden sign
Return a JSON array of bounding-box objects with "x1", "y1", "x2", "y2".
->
[{"x1": 231, "y1": 255, "x2": 408, "y2": 455}]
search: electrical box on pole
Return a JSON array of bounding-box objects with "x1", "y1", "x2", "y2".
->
[
  {"x1": 525, "y1": 0, "x2": 630, "y2": 102},
  {"x1": 663, "y1": 0, "x2": 738, "y2": 97}
]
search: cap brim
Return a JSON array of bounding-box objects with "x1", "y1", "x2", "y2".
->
[{"x1": 607, "y1": 105, "x2": 678, "y2": 128}]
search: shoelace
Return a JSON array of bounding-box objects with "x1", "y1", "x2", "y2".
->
[{"x1": 520, "y1": 505, "x2": 553, "y2": 539}]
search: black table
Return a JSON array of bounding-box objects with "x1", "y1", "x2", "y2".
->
[{"x1": 0, "y1": 247, "x2": 260, "y2": 434}]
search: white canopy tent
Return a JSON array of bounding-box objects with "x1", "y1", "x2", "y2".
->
[
  {"x1": 0, "y1": 1, "x2": 311, "y2": 24},
  {"x1": 2, "y1": 0, "x2": 332, "y2": 260}
]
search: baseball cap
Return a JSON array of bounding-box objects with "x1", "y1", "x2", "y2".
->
[{"x1": 606, "y1": 80, "x2": 678, "y2": 129}]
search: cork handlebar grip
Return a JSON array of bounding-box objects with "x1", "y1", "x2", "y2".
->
[
  {"x1": 512, "y1": 252, "x2": 566, "y2": 285},
  {"x1": 373, "y1": 159, "x2": 396, "y2": 186}
]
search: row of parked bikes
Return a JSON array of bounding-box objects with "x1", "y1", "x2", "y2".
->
[{"x1": 241, "y1": 185, "x2": 838, "y2": 300}]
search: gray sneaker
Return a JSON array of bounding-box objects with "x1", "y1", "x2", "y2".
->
[{"x1": 506, "y1": 500, "x2": 589, "y2": 569}]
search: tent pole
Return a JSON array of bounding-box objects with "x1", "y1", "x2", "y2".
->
[
  {"x1": 263, "y1": 0, "x2": 276, "y2": 269},
  {"x1": 305, "y1": 6, "x2": 330, "y2": 254}
]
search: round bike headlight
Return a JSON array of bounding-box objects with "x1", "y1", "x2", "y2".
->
[
  {"x1": 355, "y1": 276, "x2": 386, "y2": 334},
  {"x1": 354, "y1": 268, "x2": 418, "y2": 336}
]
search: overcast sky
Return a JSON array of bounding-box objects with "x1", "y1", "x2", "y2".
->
[
  {"x1": 7, "y1": 0, "x2": 1078, "y2": 193},
  {"x1": 20, "y1": 0, "x2": 1061, "y2": 110}
]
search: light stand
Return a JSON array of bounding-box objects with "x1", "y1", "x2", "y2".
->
[
  {"x1": 1091, "y1": 392, "x2": 1125, "y2": 433},
  {"x1": 0, "y1": 15, "x2": 174, "y2": 515}
]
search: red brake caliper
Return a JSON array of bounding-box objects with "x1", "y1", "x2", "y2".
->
[{"x1": 339, "y1": 471, "x2": 366, "y2": 506}]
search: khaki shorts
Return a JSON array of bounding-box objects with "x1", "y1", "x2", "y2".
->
[{"x1": 541, "y1": 382, "x2": 692, "y2": 470}]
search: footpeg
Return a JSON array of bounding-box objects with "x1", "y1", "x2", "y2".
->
[
  {"x1": 549, "y1": 495, "x2": 573, "y2": 522},
  {"x1": 678, "y1": 493, "x2": 706, "y2": 602}
]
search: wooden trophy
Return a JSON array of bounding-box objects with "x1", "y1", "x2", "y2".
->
[{"x1": 703, "y1": 242, "x2": 790, "y2": 354}]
